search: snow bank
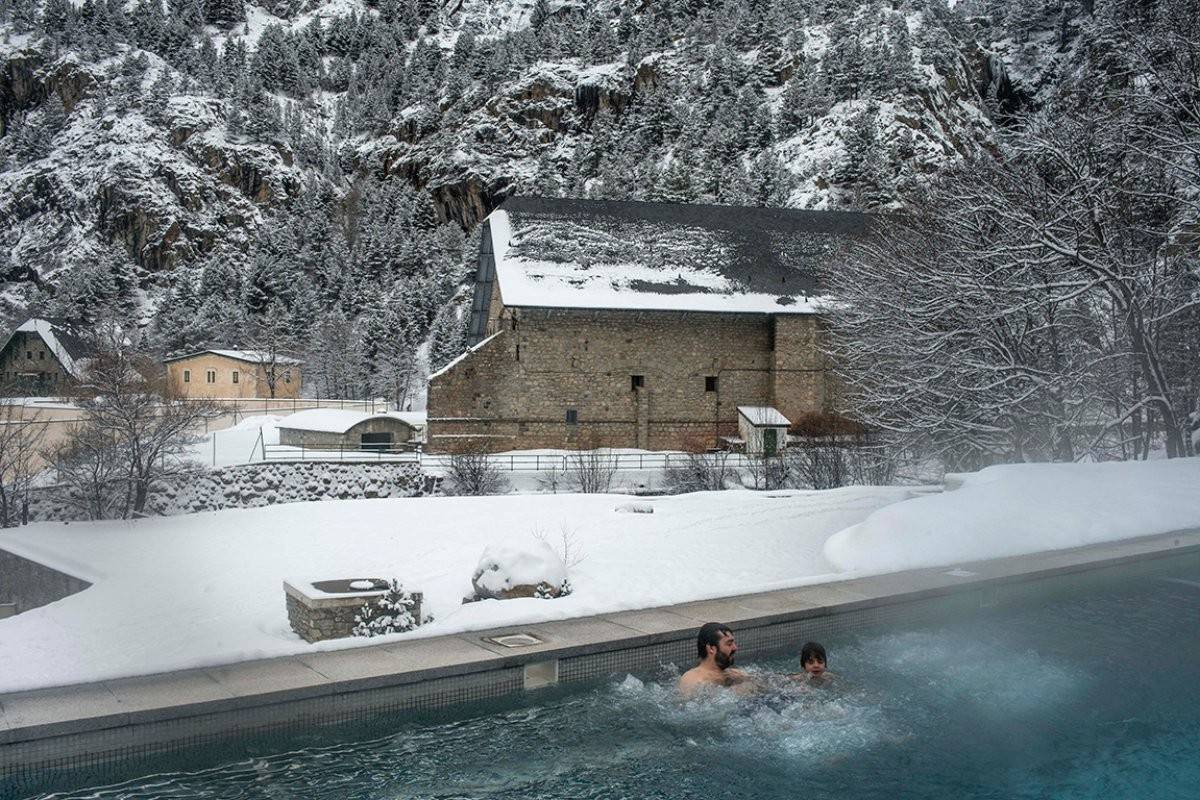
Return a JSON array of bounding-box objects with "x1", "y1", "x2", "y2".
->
[{"x1": 824, "y1": 459, "x2": 1200, "y2": 574}]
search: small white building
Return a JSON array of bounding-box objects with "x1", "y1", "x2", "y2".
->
[
  {"x1": 277, "y1": 410, "x2": 425, "y2": 452},
  {"x1": 737, "y1": 406, "x2": 791, "y2": 456}
]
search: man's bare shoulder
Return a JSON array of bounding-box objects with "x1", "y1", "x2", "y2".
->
[{"x1": 678, "y1": 666, "x2": 715, "y2": 696}]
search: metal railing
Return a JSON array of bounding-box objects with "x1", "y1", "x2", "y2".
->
[
  {"x1": 260, "y1": 442, "x2": 420, "y2": 463},
  {"x1": 257, "y1": 446, "x2": 762, "y2": 472}
]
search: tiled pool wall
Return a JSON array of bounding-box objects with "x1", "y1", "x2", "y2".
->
[
  {"x1": 0, "y1": 548, "x2": 90, "y2": 616},
  {"x1": 3, "y1": 541, "x2": 1198, "y2": 797}
]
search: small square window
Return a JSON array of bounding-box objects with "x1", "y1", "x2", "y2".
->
[
  {"x1": 565, "y1": 409, "x2": 578, "y2": 424},
  {"x1": 705, "y1": 376, "x2": 718, "y2": 392},
  {"x1": 631, "y1": 374, "x2": 644, "y2": 391},
  {"x1": 232, "y1": 371, "x2": 239, "y2": 384},
  {"x1": 183, "y1": 370, "x2": 191, "y2": 383}
]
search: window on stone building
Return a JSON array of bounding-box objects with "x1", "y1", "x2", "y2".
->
[
  {"x1": 25, "y1": 351, "x2": 31, "y2": 360},
  {"x1": 706, "y1": 376, "x2": 718, "y2": 392},
  {"x1": 183, "y1": 370, "x2": 191, "y2": 383},
  {"x1": 206, "y1": 370, "x2": 216, "y2": 384},
  {"x1": 566, "y1": 409, "x2": 578, "y2": 424},
  {"x1": 631, "y1": 374, "x2": 644, "y2": 391},
  {"x1": 38, "y1": 351, "x2": 45, "y2": 360},
  {"x1": 232, "y1": 371, "x2": 239, "y2": 384}
]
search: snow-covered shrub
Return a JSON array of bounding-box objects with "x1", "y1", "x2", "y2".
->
[
  {"x1": 741, "y1": 454, "x2": 788, "y2": 490},
  {"x1": 534, "y1": 578, "x2": 573, "y2": 599},
  {"x1": 662, "y1": 451, "x2": 735, "y2": 494},
  {"x1": 567, "y1": 449, "x2": 617, "y2": 493},
  {"x1": 470, "y1": 540, "x2": 568, "y2": 600},
  {"x1": 787, "y1": 436, "x2": 899, "y2": 489},
  {"x1": 614, "y1": 501, "x2": 654, "y2": 513},
  {"x1": 535, "y1": 463, "x2": 566, "y2": 493},
  {"x1": 352, "y1": 579, "x2": 420, "y2": 637},
  {"x1": 444, "y1": 451, "x2": 510, "y2": 496}
]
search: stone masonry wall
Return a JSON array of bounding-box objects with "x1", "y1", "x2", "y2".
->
[
  {"x1": 286, "y1": 588, "x2": 424, "y2": 643},
  {"x1": 428, "y1": 299, "x2": 836, "y2": 453},
  {"x1": 27, "y1": 462, "x2": 441, "y2": 521}
]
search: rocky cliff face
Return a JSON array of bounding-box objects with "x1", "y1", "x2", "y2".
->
[
  {"x1": 0, "y1": 0, "x2": 1064, "y2": 318},
  {"x1": 0, "y1": 49, "x2": 301, "y2": 291}
]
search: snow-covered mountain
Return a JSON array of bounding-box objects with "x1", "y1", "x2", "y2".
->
[{"x1": 0, "y1": 0, "x2": 1093, "y2": 395}]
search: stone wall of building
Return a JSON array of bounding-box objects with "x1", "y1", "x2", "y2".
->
[
  {"x1": 770, "y1": 315, "x2": 838, "y2": 428},
  {"x1": 0, "y1": 546, "x2": 91, "y2": 615},
  {"x1": 428, "y1": 298, "x2": 836, "y2": 453}
]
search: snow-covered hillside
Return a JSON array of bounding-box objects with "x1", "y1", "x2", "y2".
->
[{"x1": 0, "y1": 0, "x2": 1132, "y2": 400}]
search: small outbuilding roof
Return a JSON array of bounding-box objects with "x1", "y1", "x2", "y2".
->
[
  {"x1": 277, "y1": 409, "x2": 420, "y2": 434},
  {"x1": 485, "y1": 196, "x2": 871, "y2": 315},
  {"x1": 163, "y1": 349, "x2": 305, "y2": 366},
  {"x1": 737, "y1": 406, "x2": 792, "y2": 427}
]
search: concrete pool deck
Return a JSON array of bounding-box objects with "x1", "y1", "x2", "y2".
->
[{"x1": 3, "y1": 526, "x2": 1200, "y2": 783}]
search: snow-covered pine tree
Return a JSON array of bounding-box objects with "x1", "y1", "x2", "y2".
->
[
  {"x1": 351, "y1": 579, "x2": 420, "y2": 636},
  {"x1": 427, "y1": 303, "x2": 467, "y2": 374},
  {"x1": 202, "y1": 0, "x2": 243, "y2": 27}
]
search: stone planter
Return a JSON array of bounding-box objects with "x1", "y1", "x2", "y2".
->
[{"x1": 284, "y1": 578, "x2": 423, "y2": 643}]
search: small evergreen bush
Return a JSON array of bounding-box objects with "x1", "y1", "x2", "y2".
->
[{"x1": 352, "y1": 579, "x2": 420, "y2": 637}]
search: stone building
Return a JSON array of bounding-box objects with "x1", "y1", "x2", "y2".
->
[
  {"x1": 164, "y1": 350, "x2": 303, "y2": 399},
  {"x1": 0, "y1": 318, "x2": 97, "y2": 395},
  {"x1": 277, "y1": 410, "x2": 421, "y2": 452},
  {"x1": 426, "y1": 197, "x2": 869, "y2": 453}
]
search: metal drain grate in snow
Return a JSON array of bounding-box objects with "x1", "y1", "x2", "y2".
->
[{"x1": 487, "y1": 633, "x2": 544, "y2": 648}]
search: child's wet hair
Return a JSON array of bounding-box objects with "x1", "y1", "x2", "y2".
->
[{"x1": 800, "y1": 641, "x2": 827, "y2": 666}]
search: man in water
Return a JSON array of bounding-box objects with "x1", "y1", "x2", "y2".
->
[{"x1": 678, "y1": 622, "x2": 755, "y2": 697}]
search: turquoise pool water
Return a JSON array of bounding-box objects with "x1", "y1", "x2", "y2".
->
[{"x1": 17, "y1": 564, "x2": 1200, "y2": 799}]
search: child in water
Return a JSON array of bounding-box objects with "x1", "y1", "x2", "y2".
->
[{"x1": 790, "y1": 641, "x2": 835, "y2": 686}]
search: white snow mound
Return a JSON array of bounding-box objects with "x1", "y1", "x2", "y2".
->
[
  {"x1": 824, "y1": 458, "x2": 1200, "y2": 574},
  {"x1": 474, "y1": 540, "x2": 567, "y2": 593}
]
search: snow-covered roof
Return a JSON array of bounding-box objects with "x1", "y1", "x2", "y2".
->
[
  {"x1": 3, "y1": 318, "x2": 99, "y2": 380},
  {"x1": 485, "y1": 197, "x2": 870, "y2": 315},
  {"x1": 276, "y1": 409, "x2": 418, "y2": 434},
  {"x1": 738, "y1": 406, "x2": 792, "y2": 427},
  {"x1": 163, "y1": 349, "x2": 305, "y2": 366}
]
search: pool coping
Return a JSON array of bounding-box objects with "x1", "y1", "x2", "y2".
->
[{"x1": 2, "y1": 527, "x2": 1199, "y2": 757}]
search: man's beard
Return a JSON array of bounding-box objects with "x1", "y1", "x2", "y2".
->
[{"x1": 714, "y1": 650, "x2": 735, "y2": 670}]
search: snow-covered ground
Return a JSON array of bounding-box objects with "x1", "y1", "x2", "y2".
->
[
  {"x1": 189, "y1": 414, "x2": 282, "y2": 467},
  {"x1": 0, "y1": 486, "x2": 915, "y2": 692},
  {"x1": 1, "y1": 458, "x2": 1198, "y2": 693}
]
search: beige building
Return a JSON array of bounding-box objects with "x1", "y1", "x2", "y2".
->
[
  {"x1": 164, "y1": 350, "x2": 303, "y2": 399},
  {"x1": 426, "y1": 197, "x2": 868, "y2": 453},
  {"x1": 0, "y1": 318, "x2": 97, "y2": 395}
]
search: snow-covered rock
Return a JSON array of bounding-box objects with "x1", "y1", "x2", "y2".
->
[{"x1": 469, "y1": 539, "x2": 568, "y2": 600}]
